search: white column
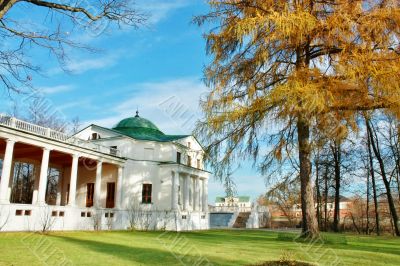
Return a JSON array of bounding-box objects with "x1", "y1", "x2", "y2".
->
[
  {"x1": 36, "y1": 147, "x2": 51, "y2": 205},
  {"x1": 171, "y1": 171, "x2": 179, "y2": 210},
  {"x1": 94, "y1": 160, "x2": 102, "y2": 208},
  {"x1": 194, "y1": 177, "x2": 200, "y2": 211},
  {"x1": 183, "y1": 174, "x2": 189, "y2": 211},
  {"x1": 0, "y1": 139, "x2": 15, "y2": 204},
  {"x1": 115, "y1": 166, "x2": 123, "y2": 209},
  {"x1": 68, "y1": 154, "x2": 79, "y2": 206},
  {"x1": 202, "y1": 178, "x2": 208, "y2": 212}
]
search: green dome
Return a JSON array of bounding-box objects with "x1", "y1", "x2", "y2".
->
[
  {"x1": 113, "y1": 116, "x2": 162, "y2": 133},
  {"x1": 112, "y1": 112, "x2": 189, "y2": 142}
]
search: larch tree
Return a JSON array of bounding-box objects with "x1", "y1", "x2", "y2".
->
[
  {"x1": 195, "y1": 0, "x2": 400, "y2": 237},
  {"x1": 0, "y1": 0, "x2": 146, "y2": 92}
]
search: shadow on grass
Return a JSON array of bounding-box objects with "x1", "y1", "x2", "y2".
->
[
  {"x1": 48, "y1": 233, "x2": 240, "y2": 265},
  {"x1": 275, "y1": 231, "x2": 400, "y2": 258}
]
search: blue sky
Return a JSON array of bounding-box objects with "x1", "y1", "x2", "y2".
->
[{"x1": 0, "y1": 0, "x2": 267, "y2": 203}]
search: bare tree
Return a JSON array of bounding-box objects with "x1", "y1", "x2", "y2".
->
[
  {"x1": 265, "y1": 177, "x2": 301, "y2": 227},
  {"x1": 0, "y1": 0, "x2": 146, "y2": 92},
  {"x1": 91, "y1": 210, "x2": 102, "y2": 231},
  {"x1": 366, "y1": 116, "x2": 400, "y2": 236},
  {"x1": 127, "y1": 197, "x2": 141, "y2": 230},
  {"x1": 38, "y1": 207, "x2": 56, "y2": 233}
]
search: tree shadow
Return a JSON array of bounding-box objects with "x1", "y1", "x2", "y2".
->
[{"x1": 48, "y1": 233, "x2": 241, "y2": 265}]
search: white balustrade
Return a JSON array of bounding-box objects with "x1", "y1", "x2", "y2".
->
[{"x1": 0, "y1": 114, "x2": 120, "y2": 157}]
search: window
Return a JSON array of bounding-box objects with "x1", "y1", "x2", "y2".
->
[
  {"x1": 106, "y1": 182, "x2": 115, "y2": 208},
  {"x1": 142, "y1": 184, "x2": 152, "y2": 204},
  {"x1": 187, "y1": 156, "x2": 192, "y2": 167},
  {"x1": 11, "y1": 162, "x2": 36, "y2": 204},
  {"x1": 177, "y1": 152, "x2": 181, "y2": 164},
  {"x1": 92, "y1": 133, "x2": 100, "y2": 140},
  {"x1": 187, "y1": 142, "x2": 191, "y2": 148},
  {"x1": 110, "y1": 146, "x2": 118, "y2": 156},
  {"x1": 46, "y1": 168, "x2": 61, "y2": 205},
  {"x1": 86, "y1": 183, "x2": 95, "y2": 207},
  {"x1": 197, "y1": 159, "x2": 201, "y2": 169}
]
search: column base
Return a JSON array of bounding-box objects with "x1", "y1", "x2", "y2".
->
[
  {"x1": 35, "y1": 202, "x2": 48, "y2": 207},
  {"x1": 0, "y1": 199, "x2": 10, "y2": 205}
]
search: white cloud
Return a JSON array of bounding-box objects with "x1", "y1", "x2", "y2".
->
[
  {"x1": 87, "y1": 76, "x2": 208, "y2": 134},
  {"x1": 47, "y1": 53, "x2": 121, "y2": 75},
  {"x1": 137, "y1": 0, "x2": 190, "y2": 24},
  {"x1": 38, "y1": 85, "x2": 74, "y2": 95}
]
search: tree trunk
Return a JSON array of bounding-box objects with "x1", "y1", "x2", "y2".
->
[
  {"x1": 324, "y1": 164, "x2": 329, "y2": 231},
  {"x1": 0, "y1": 0, "x2": 18, "y2": 19},
  {"x1": 297, "y1": 116, "x2": 319, "y2": 238},
  {"x1": 315, "y1": 158, "x2": 322, "y2": 230},
  {"x1": 332, "y1": 141, "x2": 341, "y2": 232},
  {"x1": 366, "y1": 163, "x2": 370, "y2": 235},
  {"x1": 366, "y1": 122, "x2": 380, "y2": 235},
  {"x1": 367, "y1": 120, "x2": 400, "y2": 236}
]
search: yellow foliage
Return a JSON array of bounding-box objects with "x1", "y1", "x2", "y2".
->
[{"x1": 199, "y1": 0, "x2": 400, "y2": 139}]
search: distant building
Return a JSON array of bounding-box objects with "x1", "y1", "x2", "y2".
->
[
  {"x1": 267, "y1": 195, "x2": 353, "y2": 228},
  {"x1": 213, "y1": 196, "x2": 251, "y2": 212}
]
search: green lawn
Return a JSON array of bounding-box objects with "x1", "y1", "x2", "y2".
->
[{"x1": 0, "y1": 230, "x2": 399, "y2": 265}]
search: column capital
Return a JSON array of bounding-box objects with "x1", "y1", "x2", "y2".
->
[
  {"x1": 71, "y1": 153, "x2": 80, "y2": 159},
  {"x1": 42, "y1": 147, "x2": 52, "y2": 152},
  {"x1": 5, "y1": 139, "x2": 16, "y2": 145}
]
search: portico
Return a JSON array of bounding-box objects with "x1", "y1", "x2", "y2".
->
[{"x1": 166, "y1": 165, "x2": 209, "y2": 213}]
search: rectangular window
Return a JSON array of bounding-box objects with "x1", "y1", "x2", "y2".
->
[
  {"x1": 86, "y1": 183, "x2": 95, "y2": 207},
  {"x1": 197, "y1": 159, "x2": 201, "y2": 169},
  {"x1": 92, "y1": 133, "x2": 100, "y2": 140},
  {"x1": 187, "y1": 156, "x2": 192, "y2": 167},
  {"x1": 11, "y1": 162, "x2": 36, "y2": 204},
  {"x1": 110, "y1": 146, "x2": 118, "y2": 156},
  {"x1": 177, "y1": 152, "x2": 181, "y2": 164},
  {"x1": 142, "y1": 183, "x2": 152, "y2": 204},
  {"x1": 106, "y1": 182, "x2": 115, "y2": 208},
  {"x1": 46, "y1": 168, "x2": 61, "y2": 206}
]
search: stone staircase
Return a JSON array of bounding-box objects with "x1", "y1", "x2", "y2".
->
[{"x1": 233, "y1": 212, "x2": 251, "y2": 228}]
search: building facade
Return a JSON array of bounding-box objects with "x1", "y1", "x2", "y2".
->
[
  {"x1": 212, "y1": 196, "x2": 252, "y2": 212},
  {"x1": 0, "y1": 112, "x2": 209, "y2": 231}
]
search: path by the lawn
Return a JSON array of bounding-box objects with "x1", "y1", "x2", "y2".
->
[{"x1": 0, "y1": 230, "x2": 399, "y2": 265}]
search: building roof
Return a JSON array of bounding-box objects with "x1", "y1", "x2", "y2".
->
[
  {"x1": 215, "y1": 197, "x2": 225, "y2": 203},
  {"x1": 112, "y1": 113, "x2": 189, "y2": 142},
  {"x1": 238, "y1": 196, "x2": 250, "y2": 203}
]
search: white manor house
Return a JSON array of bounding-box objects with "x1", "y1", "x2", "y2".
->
[{"x1": 0, "y1": 112, "x2": 210, "y2": 231}]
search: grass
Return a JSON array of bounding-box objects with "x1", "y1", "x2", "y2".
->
[{"x1": 0, "y1": 229, "x2": 399, "y2": 265}]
